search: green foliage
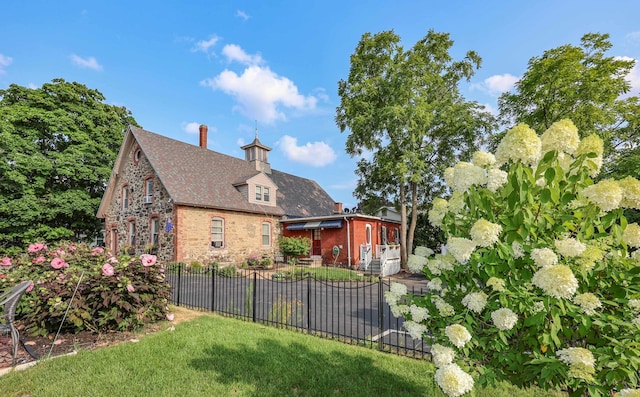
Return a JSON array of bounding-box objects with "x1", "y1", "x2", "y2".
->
[
  {"x1": 267, "y1": 295, "x2": 302, "y2": 325},
  {"x1": 391, "y1": 120, "x2": 640, "y2": 396},
  {"x1": 336, "y1": 29, "x2": 496, "y2": 263},
  {"x1": 497, "y1": 32, "x2": 640, "y2": 176},
  {"x1": 216, "y1": 265, "x2": 238, "y2": 278},
  {"x1": 0, "y1": 79, "x2": 139, "y2": 253},
  {"x1": 278, "y1": 236, "x2": 311, "y2": 258},
  {"x1": 0, "y1": 241, "x2": 171, "y2": 335}
]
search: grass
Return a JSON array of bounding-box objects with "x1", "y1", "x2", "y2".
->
[
  {"x1": 0, "y1": 310, "x2": 562, "y2": 397},
  {"x1": 277, "y1": 266, "x2": 378, "y2": 281}
]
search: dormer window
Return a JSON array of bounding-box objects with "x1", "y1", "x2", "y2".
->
[{"x1": 255, "y1": 185, "x2": 270, "y2": 202}]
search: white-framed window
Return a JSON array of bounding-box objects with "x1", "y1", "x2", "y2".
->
[
  {"x1": 255, "y1": 186, "x2": 262, "y2": 200},
  {"x1": 365, "y1": 224, "x2": 372, "y2": 245},
  {"x1": 261, "y1": 222, "x2": 271, "y2": 246},
  {"x1": 122, "y1": 186, "x2": 129, "y2": 210},
  {"x1": 381, "y1": 226, "x2": 388, "y2": 245},
  {"x1": 393, "y1": 228, "x2": 400, "y2": 244},
  {"x1": 134, "y1": 148, "x2": 142, "y2": 163},
  {"x1": 150, "y1": 217, "x2": 159, "y2": 246},
  {"x1": 211, "y1": 217, "x2": 224, "y2": 248},
  {"x1": 263, "y1": 187, "x2": 270, "y2": 202},
  {"x1": 145, "y1": 178, "x2": 153, "y2": 197},
  {"x1": 128, "y1": 221, "x2": 135, "y2": 246}
]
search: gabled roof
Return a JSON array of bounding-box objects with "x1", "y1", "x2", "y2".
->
[{"x1": 98, "y1": 126, "x2": 336, "y2": 218}]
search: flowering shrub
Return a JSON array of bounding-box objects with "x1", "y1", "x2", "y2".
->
[
  {"x1": 391, "y1": 120, "x2": 640, "y2": 396},
  {"x1": 0, "y1": 242, "x2": 171, "y2": 336}
]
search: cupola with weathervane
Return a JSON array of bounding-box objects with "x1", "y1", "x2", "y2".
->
[{"x1": 241, "y1": 126, "x2": 272, "y2": 174}]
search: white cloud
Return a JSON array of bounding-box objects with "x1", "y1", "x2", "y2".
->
[
  {"x1": 236, "y1": 10, "x2": 250, "y2": 21},
  {"x1": 471, "y1": 73, "x2": 519, "y2": 96},
  {"x1": 0, "y1": 54, "x2": 13, "y2": 74},
  {"x1": 182, "y1": 122, "x2": 217, "y2": 134},
  {"x1": 615, "y1": 56, "x2": 640, "y2": 97},
  {"x1": 237, "y1": 138, "x2": 246, "y2": 146},
  {"x1": 201, "y1": 65, "x2": 318, "y2": 124},
  {"x1": 222, "y1": 44, "x2": 263, "y2": 66},
  {"x1": 193, "y1": 35, "x2": 220, "y2": 53},
  {"x1": 278, "y1": 135, "x2": 337, "y2": 167},
  {"x1": 70, "y1": 54, "x2": 103, "y2": 71}
]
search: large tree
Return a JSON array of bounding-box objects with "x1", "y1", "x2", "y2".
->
[
  {"x1": 0, "y1": 79, "x2": 138, "y2": 253},
  {"x1": 498, "y1": 33, "x2": 640, "y2": 171},
  {"x1": 336, "y1": 30, "x2": 495, "y2": 264}
]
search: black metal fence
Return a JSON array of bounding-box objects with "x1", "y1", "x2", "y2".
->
[{"x1": 166, "y1": 264, "x2": 431, "y2": 359}]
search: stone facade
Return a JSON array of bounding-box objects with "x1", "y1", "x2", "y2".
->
[
  {"x1": 175, "y1": 206, "x2": 281, "y2": 265},
  {"x1": 104, "y1": 144, "x2": 175, "y2": 263}
]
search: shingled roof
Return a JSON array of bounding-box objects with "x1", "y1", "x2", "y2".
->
[{"x1": 99, "y1": 126, "x2": 336, "y2": 218}]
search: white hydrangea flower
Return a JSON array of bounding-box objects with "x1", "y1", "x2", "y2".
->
[
  {"x1": 435, "y1": 363, "x2": 474, "y2": 397},
  {"x1": 449, "y1": 161, "x2": 487, "y2": 192},
  {"x1": 390, "y1": 282, "x2": 408, "y2": 298},
  {"x1": 407, "y1": 254, "x2": 428, "y2": 273},
  {"x1": 426, "y1": 259, "x2": 442, "y2": 276},
  {"x1": 573, "y1": 293, "x2": 602, "y2": 315},
  {"x1": 532, "y1": 301, "x2": 546, "y2": 313},
  {"x1": 447, "y1": 237, "x2": 476, "y2": 264},
  {"x1": 619, "y1": 176, "x2": 640, "y2": 210},
  {"x1": 472, "y1": 151, "x2": 496, "y2": 168},
  {"x1": 530, "y1": 248, "x2": 558, "y2": 268},
  {"x1": 429, "y1": 198, "x2": 449, "y2": 227},
  {"x1": 491, "y1": 308, "x2": 518, "y2": 331},
  {"x1": 629, "y1": 299, "x2": 640, "y2": 312},
  {"x1": 415, "y1": 246, "x2": 434, "y2": 258},
  {"x1": 623, "y1": 223, "x2": 640, "y2": 248},
  {"x1": 618, "y1": 388, "x2": 640, "y2": 397},
  {"x1": 432, "y1": 296, "x2": 455, "y2": 317},
  {"x1": 427, "y1": 278, "x2": 443, "y2": 291},
  {"x1": 444, "y1": 167, "x2": 455, "y2": 190},
  {"x1": 532, "y1": 265, "x2": 579, "y2": 299},
  {"x1": 447, "y1": 191, "x2": 466, "y2": 214},
  {"x1": 487, "y1": 168, "x2": 508, "y2": 192},
  {"x1": 409, "y1": 304, "x2": 429, "y2": 323},
  {"x1": 431, "y1": 343, "x2": 455, "y2": 368},
  {"x1": 495, "y1": 123, "x2": 542, "y2": 166},
  {"x1": 582, "y1": 179, "x2": 623, "y2": 212},
  {"x1": 512, "y1": 241, "x2": 525, "y2": 259},
  {"x1": 461, "y1": 291, "x2": 488, "y2": 313},
  {"x1": 556, "y1": 347, "x2": 595, "y2": 367},
  {"x1": 554, "y1": 238, "x2": 586, "y2": 258},
  {"x1": 575, "y1": 134, "x2": 604, "y2": 177},
  {"x1": 470, "y1": 219, "x2": 502, "y2": 248},
  {"x1": 557, "y1": 152, "x2": 574, "y2": 173},
  {"x1": 403, "y1": 320, "x2": 427, "y2": 340},
  {"x1": 445, "y1": 324, "x2": 472, "y2": 348},
  {"x1": 437, "y1": 254, "x2": 456, "y2": 271},
  {"x1": 633, "y1": 316, "x2": 640, "y2": 327},
  {"x1": 390, "y1": 304, "x2": 409, "y2": 317},
  {"x1": 486, "y1": 277, "x2": 506, "y2": 292},
  {"x1": 541, "y1": 119, "x2": 580, "y2": 155}
]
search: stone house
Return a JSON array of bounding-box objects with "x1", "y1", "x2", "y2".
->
[{"x1": 97, "y1": 125, "x2": 337, "y2": 265}]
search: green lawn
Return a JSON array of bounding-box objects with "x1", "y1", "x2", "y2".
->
[
  {"x1": 0, "y1": 312, "x2": 561, "y2": 397},
  {"x1": 276, "y1": 266, "x2": 378, "y2": 281}
]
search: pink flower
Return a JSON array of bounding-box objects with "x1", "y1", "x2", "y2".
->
[
  {"x1": 28, "y1": 243, "x2": 47, "y2": 253},
  {"x1": 33, "y1": 255, "x2": 46, "y2": 264},
  {"x1": 102, "y1": 263, "x2": 115, "y2": 276},
  {"x1": 1, "y1": 257, "x2": 12, "y2": 267},
  {"x1": 108, "y1": 256, "x2": 119, "y2": 264},
  {"x1": 55, "y1": 249, "x2": 66, "y2": 258},
  {"x1": 140, "y1": 254, "x2": 157, "y2": 267},
  {"x1": 166, "y1": 313, "x2": 175, "y2": 322},
  {"x1": 68, "y1": 244, "x2": 77, "y2": 251},
  {"x1": 26, "y1": 282, "x2": 34, "y2": 292},
  {"x1": 91, "y1": 247, "x2": 104, "y2": 256},
  {"x1": 50, "y1": 257, "x2": 69, "y2": 269},
  {"x1": 0, "y1": 274, "x2": 5, "y2": 279},
  {"x1": 126, "y1": 284, "x2": 135, "y2": 293}
]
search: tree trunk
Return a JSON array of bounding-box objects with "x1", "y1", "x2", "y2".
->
[
  {"x1": 400, "y1": 184, "x2": 408, "y2": 267},
  {"x1": 406, "y1": 181, "x2": 419, "y2": 260}
]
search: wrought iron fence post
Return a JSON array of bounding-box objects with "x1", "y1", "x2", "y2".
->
[
  {"x1": 210, "y1": 266, "x2": 215, "y2": 311},
  {"x1": 306, "y1": 272, "x2": 311, "y2": 332},
  {"x1": 176, "y1": 263, "x2": 182, "y2": 306},
  {"x1": 378, "y1": 276, "x2": 383, "y2": 351},
  {"x1": 252, "y1": 271, "x2": 257, "y2": 322}
]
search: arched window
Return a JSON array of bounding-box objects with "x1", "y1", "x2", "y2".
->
[
  {"x1": 261, "y1": 222, "x2": 271, "y2": 246},
  {"x1": 365, "y1": 224, "x2": 372, "y2": 245}
]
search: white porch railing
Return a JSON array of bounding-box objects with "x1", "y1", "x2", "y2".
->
[
  {"x1": 360, "y1": 243, "x2": 373, "y2": 270},
  {"x1": 378, "y1": 245, "x2": 401, "y2": 276}
]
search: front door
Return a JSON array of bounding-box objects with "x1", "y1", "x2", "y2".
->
[{"x1": 312, "y1": 229, "x2": 321, "y2": 256}]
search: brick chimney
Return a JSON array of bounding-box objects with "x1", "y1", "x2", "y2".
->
[
  {"x1": 199, "y1": 124, "x2": 208, "y2": 148},
  {"x1": 333, "y1": 202, "x2": 343, "y2": 214}
]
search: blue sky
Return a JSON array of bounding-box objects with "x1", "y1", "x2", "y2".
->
[{"x1": 2, "y1": 1, "x2": 639, "y2": 210}]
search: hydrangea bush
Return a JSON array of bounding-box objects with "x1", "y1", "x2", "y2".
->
[
  {"x1": 0, "y1": 242, "x2": 171, "y2": 335},
  {"x1": 393, "y1": 120, "x2": 640, "y2": 396}
]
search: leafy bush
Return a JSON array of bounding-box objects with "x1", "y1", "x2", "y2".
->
[
  {"x1": 0, "y1": 241, "x2": 171, "y2": 336},
  {"x1": 391, "y1": 120, "x2": 640, "y2": 396},
  {"x1": 216, "y1": 265, "x2": 238, "y2": 278},
  {"x1": 278, "y1": 236, "x2": 311, "y2": 262}
]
